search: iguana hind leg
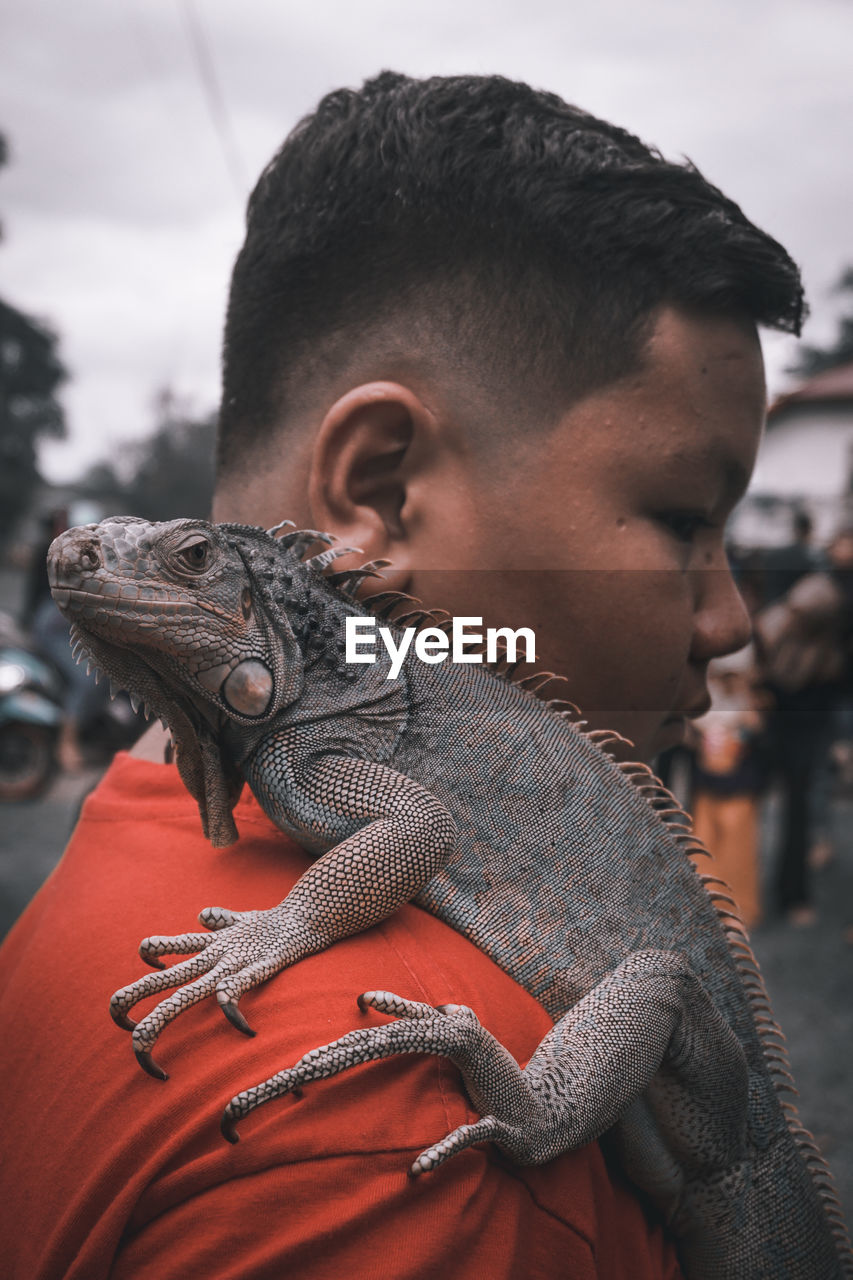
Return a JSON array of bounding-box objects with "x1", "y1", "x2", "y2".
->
[
  {"x1": 110, "y1": 755, "x2": 457, "y2": 1079},
  {"x1": 221, "y1": 949, "x2": 749, "y2": 1212}
]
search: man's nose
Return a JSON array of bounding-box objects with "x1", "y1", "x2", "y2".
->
[{"x1": 689, "y1": 559, "x2": 752, "y2": 663}]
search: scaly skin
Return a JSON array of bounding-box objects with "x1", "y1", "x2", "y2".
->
[{"x1": 48, "y1": 515, "x2": 852, "y2": 1279}]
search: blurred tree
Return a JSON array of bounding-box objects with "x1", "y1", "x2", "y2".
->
[
  {"x1": 120, "y1": 388, "x2": 216, "y2": 521},
  {"x1": 79, "y1": 460, "x2": 125, "y2": 501},
  {"x1": 789, "y1": 267, "x2": 853, "y2": 376},
  {"x1": 75, "y1": 460, "x2": 131, "y2": 516},
  {"x1": 0, "y1": 132, "x2": 68, "y2": 545}
]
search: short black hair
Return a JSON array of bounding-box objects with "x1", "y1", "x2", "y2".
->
[{"x1": 218, "y1": 71, "x2": 804, "y2": 476}]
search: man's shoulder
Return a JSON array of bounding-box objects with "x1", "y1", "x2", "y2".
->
[
  {"x1": 24, "y1": 753, "x2": 559, "y2": 1051},
  {"x1": 0, "y1": 754, "x2": 682, "y2": 1280},
  {"x1": 3, "y1": 752, "x2": 558, "y2": 1111}
]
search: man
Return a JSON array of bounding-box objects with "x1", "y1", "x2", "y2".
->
[{"x1": 0, "y1": 73, "x2": 804, "y2": 1278}]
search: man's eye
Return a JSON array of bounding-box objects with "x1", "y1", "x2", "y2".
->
[
  {"x1": 657, "y1": 512, "x2": 710, "y2": 542},
  {"x1": 176, "y1": 539, "x2": 211, "y2": 570}
]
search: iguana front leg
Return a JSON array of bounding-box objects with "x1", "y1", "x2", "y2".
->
[
  {"x1": 222, "y1": 949, "x2": 749, "y2": 1230},
  {"x1": 110, "y1": 753, "x2": 457, "y2": 1078}
]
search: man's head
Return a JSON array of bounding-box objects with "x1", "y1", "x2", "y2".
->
[
  {"x1": 213, "y1": 72, "x2": 805, "y2": 759},
  {"x1": 217, "y1": 71, "x2": 802, "y2": 482}
]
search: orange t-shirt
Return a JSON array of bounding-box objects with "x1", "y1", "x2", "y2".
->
[{"x1": 0, "y1": 754, "x2": 683, "y2": 1280}]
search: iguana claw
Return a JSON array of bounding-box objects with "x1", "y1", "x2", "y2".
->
[
  {"x1": 220, "y1": 1113, "x2": 240, "y2": 1144},
  {"x1": 409, "y1": 1116, "x2": 500, "y2": 1177},
  {"x1": 135, "y1": 1048, "x2": 169, "y2": 1081},
  {"x1": 109, "y1": 902, "x2": 326, "y2": 1074},
  {"x1": 219, "y1": 998, "x2": 256, "y2": 1037},
  {"x1": 110, "y1": 1008, "x2": 137, "y2": 1032},
  {"x1": 219, "y1": 991, "x2": 502, "y2": 1156}
]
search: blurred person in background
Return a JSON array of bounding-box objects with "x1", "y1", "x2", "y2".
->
[
  {"x1": 688, "y1": 645, "x2": 766, "y2": 931},
  {"x1": 755, "y1": 538, "x2": 848, "y2": 924},
  {"x1": 826, "y1": 527, "x2": 853, "y2": 779},
  {"x1": 805, "y1": 527, "x2": 853, "y2": 872},
  {"x1": 761, "y1": 509, "x2": 824, "y2": 606}
]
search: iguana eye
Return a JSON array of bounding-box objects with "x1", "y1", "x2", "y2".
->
[{"x1": 175, "y1": 537, "x2": 211, "y2": 572}]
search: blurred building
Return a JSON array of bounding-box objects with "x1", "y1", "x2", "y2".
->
[{"x1": 730, "y1": 360, "x2": 853, "y2": 549}]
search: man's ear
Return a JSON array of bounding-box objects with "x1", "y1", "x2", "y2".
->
[{"x1": 307, "y1": 382, "x2": 436, "y2": 585}]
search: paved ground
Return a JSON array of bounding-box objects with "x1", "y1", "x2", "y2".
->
[
  {"x1": 752, "y1": 789, "x2": 853, "y2": 1224},
  {"x1": 1, "y1": 754, "x2": 851, "y2": 1233},
  {"x1": 0, "y1": 762, "x2": 106, "y2": 937}
]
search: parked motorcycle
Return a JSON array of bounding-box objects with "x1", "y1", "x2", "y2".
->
[
  {"x1": 0, "y1": 643, "x2": 64, "y2": 801},
  {"x1": 0, "y1": 607, "x2": 148, "y2": 802}
]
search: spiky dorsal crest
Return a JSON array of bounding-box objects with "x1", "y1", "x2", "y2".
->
[
  {"x1": 273, "y1": 527, "x2": 335, "y2": 556},
  {"x1": 266, "y1": 519, "x2": 296, "y2": 538},
  {"x1": 305, "y1": 545, "x2": 363, "y2": 572},
  {"x1": 325, "y1": 560, "x2": 392, "y2": 593}
]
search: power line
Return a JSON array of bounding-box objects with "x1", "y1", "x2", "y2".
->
[{"x1": 178, "y1": 0, "x2": 247, "y2": 200}]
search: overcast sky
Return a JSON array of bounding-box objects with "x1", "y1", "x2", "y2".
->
[{"x1": 2, "y1": 0, "x2": 851, "y2": 482}]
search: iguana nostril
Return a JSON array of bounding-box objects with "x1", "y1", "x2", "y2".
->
[{"x1": 79, "y1": 543, "x2": 101, "y2": 570}]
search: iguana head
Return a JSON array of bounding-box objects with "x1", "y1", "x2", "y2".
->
[{"x1": 47, "y1": 516, "x2": 307, "y2": 845}]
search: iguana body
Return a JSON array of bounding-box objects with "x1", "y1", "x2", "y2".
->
[{"x1": 48, "y1": 515, "x2": 852, "y2": 1279}]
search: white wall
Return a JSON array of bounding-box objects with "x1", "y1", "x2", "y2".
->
[{"x1": 749, "y1": 405, "x2": 853, "y2": 498}]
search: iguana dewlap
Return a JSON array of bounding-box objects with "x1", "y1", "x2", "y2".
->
[{"x1": 47, "y1": 516, "x2": 852, "y2": 1280}]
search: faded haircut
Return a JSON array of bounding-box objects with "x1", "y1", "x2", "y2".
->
[{"x1": 217, "y1": 70, "x2": 805, "y2": 477}]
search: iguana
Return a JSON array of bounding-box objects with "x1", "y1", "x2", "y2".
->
[{"x1": 47, "y1": 514, "x2": 852, "y2": 1280}]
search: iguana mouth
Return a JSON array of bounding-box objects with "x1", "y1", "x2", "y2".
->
[
  {"x1": 55, "y1": 585, "x2": 195, "y2": 610},
  {"x1": 53, "y1": 585, "x2": 231, "y2": 627}
]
